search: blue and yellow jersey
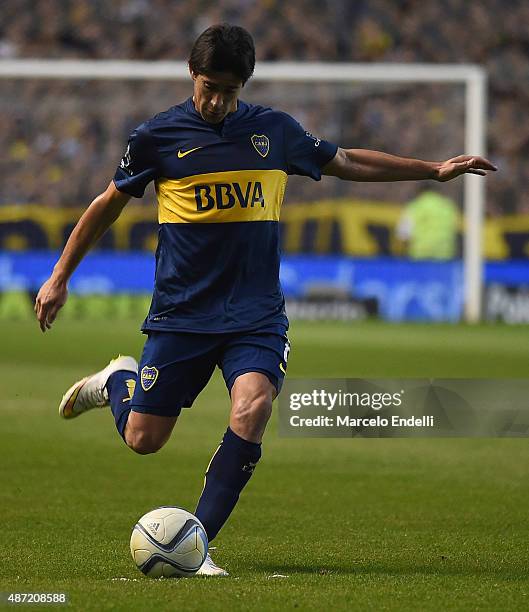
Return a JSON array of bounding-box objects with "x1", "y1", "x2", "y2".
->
[{"x1": 113, "y1": 97, "x2": 337, "y2": 333}]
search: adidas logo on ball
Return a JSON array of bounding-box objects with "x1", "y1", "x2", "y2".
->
[{"x1": 146, "y1": 522, "x2": 161, "y2": 535}]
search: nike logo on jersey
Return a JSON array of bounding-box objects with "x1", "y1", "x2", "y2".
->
[{"x1": 178, "y1": 147, "x2": 202, "y2": 158}]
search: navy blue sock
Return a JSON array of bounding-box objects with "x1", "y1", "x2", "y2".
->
[
  {"x1": 195, "y1": 427, "x2": 262, "y2": 542},
  {"x1": 106, "y1": 371, "x2": 137, "y2": 442}
]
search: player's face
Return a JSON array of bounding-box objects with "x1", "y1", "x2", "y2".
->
[{"x1": 191, "y1": 70, "x2": 243, "y2": 124}]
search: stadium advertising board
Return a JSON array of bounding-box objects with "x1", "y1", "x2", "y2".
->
[
  {"x1": 2, "y1": 251, "x2": 528, "y2": 322},
  {"x1": 1, "y1": 203, "x2": 529, "y2": 260}
]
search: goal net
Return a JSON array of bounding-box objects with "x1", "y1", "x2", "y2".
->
[{"x1": 0, "y1": 61, "x2": 486, "y2": 322}]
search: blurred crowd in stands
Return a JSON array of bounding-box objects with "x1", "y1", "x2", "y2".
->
[{"x1": 1, "y1": 0, "x2": 528, "y2": 213}]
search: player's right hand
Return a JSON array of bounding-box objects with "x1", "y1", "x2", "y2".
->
[{"x1": 34, "y1": 277, "x2": 68, "y2": 332}]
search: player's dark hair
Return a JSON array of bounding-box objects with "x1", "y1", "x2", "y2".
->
[{"x1": 189, "y1": 23, "x2": 255, "y2": 85}]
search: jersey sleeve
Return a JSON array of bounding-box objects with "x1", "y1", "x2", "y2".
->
[
  {"x1": 113, "y1": 123, "x2": 160, "y2": 197},
  {"x1": 282, "y1": 113, "x2": 338, "y2": 180}
]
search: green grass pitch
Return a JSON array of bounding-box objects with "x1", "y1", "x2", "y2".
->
[{"x1": 2, "y1": 318, "x2": 529, "y2": 611}]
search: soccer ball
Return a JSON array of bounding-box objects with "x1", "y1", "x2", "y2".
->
[{"x1": 130, "y1": 507, "x2": 208, "y2": 578}]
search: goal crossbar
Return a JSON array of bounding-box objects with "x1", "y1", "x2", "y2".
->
[{"x1": 0, "y1": 60, "x2": 487, "y2": 322}]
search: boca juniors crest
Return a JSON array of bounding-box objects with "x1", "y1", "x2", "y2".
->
[
  {"x1": 140, "y1": 365, "x2": 159, "y2": 391},
  {"x1": 251, "y1": 134, "x2": 270, "y2": 158}
]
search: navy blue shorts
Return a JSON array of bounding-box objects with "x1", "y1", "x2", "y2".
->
[{"x1": 130, "y1": 328, "x2": 291, "y2": 417}]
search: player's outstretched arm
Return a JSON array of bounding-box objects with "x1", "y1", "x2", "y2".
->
[
  {"x1": 34, "y1": 181, "x2": 131, "y2": 332},
  {"x1": 322, "y1": 148, "x2": 497, "y2": 182}
]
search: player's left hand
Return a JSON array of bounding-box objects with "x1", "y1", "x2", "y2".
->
[{"x1": 436, "y1": 155, "x2": 497, "y2": 182}]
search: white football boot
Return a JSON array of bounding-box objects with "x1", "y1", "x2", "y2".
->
[
  {"x1": 196, "y1": 553, "x2": 229, "y2": 577},
  {"x1": 59, "y1": 355, "x2": 138, "y2": 419}
]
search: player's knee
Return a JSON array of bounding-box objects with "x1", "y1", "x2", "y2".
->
[
  {"x1": 126, "y1": 429, "x2": 165, "y2": 455},
  {"x1": 231, "y1": 392, "x2": 272, "y2": 433}
]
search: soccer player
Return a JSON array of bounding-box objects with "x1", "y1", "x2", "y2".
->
[{"x1": 34, "y1": 24, "x2": 496, "y2": 576}]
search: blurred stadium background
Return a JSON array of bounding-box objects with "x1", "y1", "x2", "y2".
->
[{"x1": 1, "y1": 0, "x2": 529, "y2": 323}]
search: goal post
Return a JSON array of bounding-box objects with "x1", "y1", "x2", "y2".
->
[{"x1": 0, "y1": 60, "x2": 487, "y2": 322}]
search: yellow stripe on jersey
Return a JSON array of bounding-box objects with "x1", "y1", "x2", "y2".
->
[{"x1": 156, "y1": 169, "x2": 287, "y2": 224}]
